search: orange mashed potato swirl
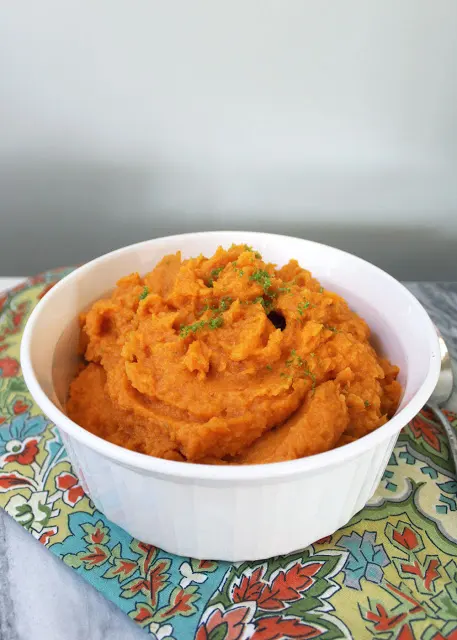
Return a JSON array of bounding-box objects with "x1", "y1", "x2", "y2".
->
[{"x1": 67, "y1": 245, "x2": 402, "y2": 464}]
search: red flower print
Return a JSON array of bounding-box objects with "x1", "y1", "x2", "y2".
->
[
  {"x1": 392, "y1": 526, "x2": 419, "y2": 551},
  {"x1": 149, "y1": 559, "x2": 170, "y2": 606},
  {"x1": 233, "y1": 566, "x2": 265, "y2": 603},
  {"x1": 0, "y1": 357, "x2": 19, "y2": 378},
  {"x1": 195, "y1": 559, "x2": 217, "y2": 571},
  {"x1": 232, "y1": 562, "x2": 323, "y2": 612},
  {"x1": 55, "y1": 471, "x2": 85, "y2": 506},
  {"x1": 12, "y1": 312, "x2": 22, "y2": 327},
  {"x1": 0, "y1": 294, "x2": 6, "y2": 312},
  {"x1": 111, "y1": 559, "x2": 138, "y2": 580},
  {"x1": 252, "y1": 615, "x2": 323, "y2": 640},
  {"x1": 127, "y1": 540, "x2": 158, "y2": 576},
  {"x1": 166, "y1": 588, "x2": 194, "y2": 615},
  {"x1": 410, "y1": 415, "x2": 441, "y2": 451},
  {"x1": 3, "y1": 438, "x2": 39, "y2": 465},
  {"x1": 197, "y1": 604, "x2": 254, "y2": 640},
  {"x1": 365, "y1": 603, "x2": 407, "y2": 631},
  {"x1": 157, "y1": 586, "x2": 199, "y2": 620},
  {"x1": 38, "y1": 283, "x2": 56, "y2": 300},
  {"x1": 121, "y1": 577, "x2": 150, "y2": 597},
  {"x1": 91, "y1": 527, "x2": 106, "y2": 544},
  {"x1": 0, "y1": 472, "x2": 33, "y2": 491},
  {"x1": 258, "y1": 563, "x2": 323, "y2": 611},
  {"x1": 80, "y1": 545, "x2": 110, "y2": 567},
  {"x1": 401, "y1": 561, "x2": 423, "y2": 579},
  {"x1": 28, "y1": 274, "x2": 46, "y2": 286},
  {"x1": 315, "y1": 535, "x2": 332, "y2": 545},
  {"x1": 131, "y1": 604, "x2": 154, "y2": 625},
  {"x1": 397, "y1": 624, "x2": 415, "y2": 640},
  {"x1": 424, "y1": 558, "x2": 440, "y2": 591},
  {"x1": 385, "y1": 583, "x2": 424, "y2": 613},
  {"x1": 121, "y1": 557, "x2": 171, "y2": 603},
  {"x1": 39, "y1": 526, "x2": 58, "y2": 545},
  {"x1": 13, "y1": 400, "x2": 30, "y2": 415},
  {"x1": 0, "y1": 417, "x2": 6, "y2": 425},
  {"x1": 420, "y1": 407, "x2": 436, "y2": 422}
]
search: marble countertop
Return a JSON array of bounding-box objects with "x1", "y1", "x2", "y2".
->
[{"x1": 0, "y1": 280, "x2": 456, "y2": 640}]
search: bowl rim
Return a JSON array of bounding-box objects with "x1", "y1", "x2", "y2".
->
[{"x1": 20, "y1": 231, "x2": 441, "y2": 482}]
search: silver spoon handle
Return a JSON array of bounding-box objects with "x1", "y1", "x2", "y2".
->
[{"x1": 429, "y1": 404, "x2": 457, "y2": 474}]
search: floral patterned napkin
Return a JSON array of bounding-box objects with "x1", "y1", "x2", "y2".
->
[{"x1": 1, "y1": 270, "x2": 457, "y2": 640}]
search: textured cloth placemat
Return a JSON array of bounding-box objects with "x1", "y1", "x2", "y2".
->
[{"x1": 1, "y1": 270, "x2": 457, "y2": 640}]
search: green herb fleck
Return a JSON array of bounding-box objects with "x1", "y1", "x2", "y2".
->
[
  {"x1": 310, "y1": 352, "x2": 315, "y2": 358},
  {"x1": 266, "y1": 364, "x2": 273, "y2": 371},
  {"x1": 298, "y1": 359, "x2": 316, "y2": 391},
  {"x1": 292, "y1": 352, "x2": 316, "y2": 391},
  {"x1": 319, "y1": 286, "x2": 324, "y2": 293},
  {"x1": 364, "y1": 400, "x2": 371, "y2": 408},
  {"x1": 286, "y1": 350, "x2": 298, "y2": 367},
  {"x1": 139, "y1": 286, "x2": 149, "y2": 300},
  {"x1": 208, "y1": 267, "x2": 224, "y2": 287},
  {"x1": 252, "y1": 296, "x2": 274, "y2": 313},
  {"x1": 250, "y1": 269, "x2": 273, "y2": 295},
  {"x1": 297, "y1": 300, "x2": 310, "y2": 316},
  {"x1": 218, "y1": 297, "x2": 232, "y2": 312},
  {"x1": 209, "y1": 316, "x2": 224, "y2": 330},
  {"x1": 243, "y1": 245, "x2": 262, "y2": 259},
  {"x1": 278, "y1": 286, "x2": 291, "y2": 293},
  {"x1": 193, "y1": 296, "x2": 232, "y2": 329},
  {"x1": 325, "y1": 325, "x2": 338, "y2": 333},
  {"x1": 279, "y1": 350, "x2": 317, "y2": 391},
  {"x1": 231, "y1": 262, "x2": 245, "y2": 277},
  {"x1": 179, "y1": 321, "x2": 206, "y2": 338},
  {"x1": 306, "y1": 370, "x2": 317, "y2": 393}
]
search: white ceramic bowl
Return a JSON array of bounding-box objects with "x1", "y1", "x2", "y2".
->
[{"x1": 21, "y1": 232, "x2": 440, "y2": 561}]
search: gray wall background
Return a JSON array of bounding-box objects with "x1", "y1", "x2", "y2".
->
[{"x1": 1, "y1": 0, "x2": 457, "y2": 279}]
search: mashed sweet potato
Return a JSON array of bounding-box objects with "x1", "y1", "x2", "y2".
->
[{"x1": 66, "y1": 245, "x2": 402, "y2": 464}]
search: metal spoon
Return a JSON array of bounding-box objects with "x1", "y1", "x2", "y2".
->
[{"x1": 427, "y1": 332, "x2": 457, "y2": 473}]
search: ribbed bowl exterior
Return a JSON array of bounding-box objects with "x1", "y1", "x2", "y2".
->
[{"x1": 60, "y1": 429, "x2": 399, "y2": 561}]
